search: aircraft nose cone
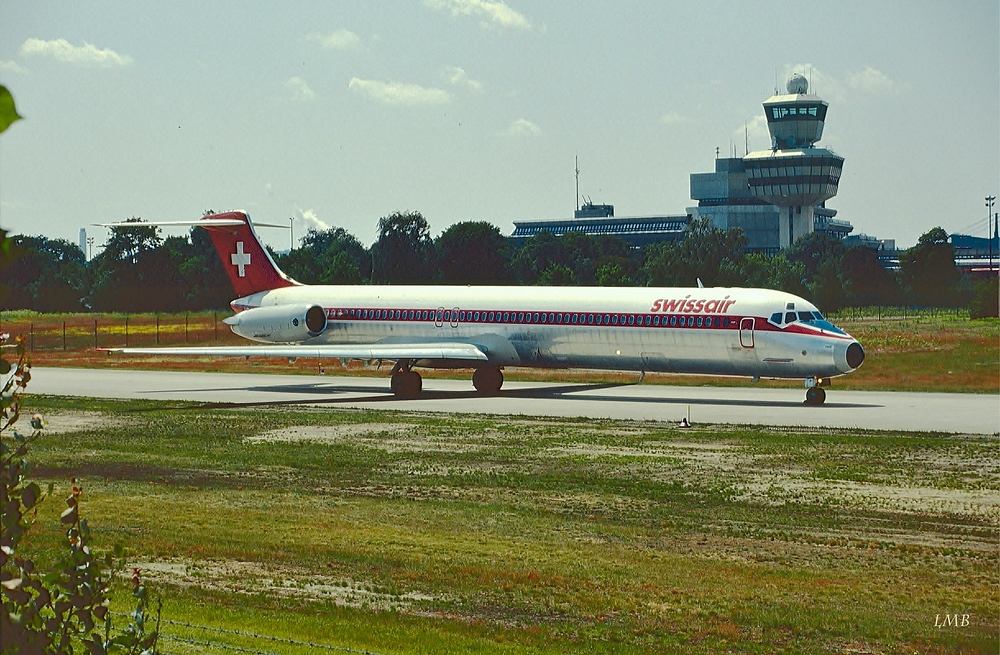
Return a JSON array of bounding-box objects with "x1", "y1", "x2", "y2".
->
[{"x1": 846, "y1": 342, "x2": 865, "y2": 370}]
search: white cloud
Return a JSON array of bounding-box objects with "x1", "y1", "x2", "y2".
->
[
  {"x1": 843, "y1": 66, "x2": 896, "y2": 95},
  {"x1": 0, "y1": 60, "x2": 28, "y2": 75},
  {"x1": 659, "y1": 111, "x2": 691, "y2": 126},
  {"x1": 507, "y1": 118, "x2": 541, "y2": 136},
  {"x1": 295, "y1": 208, "x2": 330, "y2": 237},
  {"x1": 283, "y1": 76, "x2": 315, "y2": 102},
  {"x1": 20, "y1": 38, "x2": 132, "y2": 67},
  {"x1": 441, "y1": 66, "x2": 483, "y2": 93},
  {"x1": 425, "y1": 0, "x2": 532, "y2": 31},
  {"x1": 348, "y1": 78, "x2": 450, "y2": 106},
  {"x1": 731, "y1": 115, "x2": 770, "y2": 152},
  {"x1": 782, "y1": 64, "x2": 897, "y2": 104},
  {"x1": 305, "y1": 29, "x2": 361, "y2": 51}
]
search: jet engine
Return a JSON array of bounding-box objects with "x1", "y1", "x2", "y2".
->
[{"x1": 223, "y1": 304, "x2": 328, "y2": 343}]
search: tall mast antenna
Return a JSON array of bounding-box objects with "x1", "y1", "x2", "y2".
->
[{"x1": 575, "y1": 155, "x2": 580, "y2": 212}]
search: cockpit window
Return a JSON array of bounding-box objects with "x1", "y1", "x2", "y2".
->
[
  {"x1": 798, "y1": 311, "x2": 815, "y2": 321},
  {"x1": 770, "y1": 312, "x2": 782, "y2": 324},
  {"x1": 785, "y1": 312, "x2": 797, "y2": 324}
]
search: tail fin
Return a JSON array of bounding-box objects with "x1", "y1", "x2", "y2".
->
[{"x1": 200, "y1": 211, "x2": 299, "y2": 297}]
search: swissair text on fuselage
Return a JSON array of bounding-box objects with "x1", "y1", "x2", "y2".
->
[{"x1": 649, "y1": 296, "x2": 737, "y2": 314}]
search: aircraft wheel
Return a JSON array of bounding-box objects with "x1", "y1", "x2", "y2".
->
[
  {"x1": 391, "y1": 370, "x2": 423, "y2": 398},
  {"x1": 404, "y1": 371, "x2": 422, "y2": 397},
  {"x1": 472, "y1": 367, "x2": 503, "y2": 394},
  {"x1": 804, "y1": 386, "x2": 826, "y2": 406}
]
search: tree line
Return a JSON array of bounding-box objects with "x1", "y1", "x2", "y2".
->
[{"x1": 2, "y1": 210, "x2": 996, "y2": 317}]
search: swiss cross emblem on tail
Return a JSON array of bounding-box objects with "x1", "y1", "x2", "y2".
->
[
  {"x1": 198, "y1": 211, "x2": 299, "y2": 298},
  {"x1": 231, "y1": 242, "x2": 251, "y2": 277}
]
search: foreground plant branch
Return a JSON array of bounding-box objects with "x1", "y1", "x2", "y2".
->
[{"x1": 1, "y1": 333, "x2": 160, "y2": 654}]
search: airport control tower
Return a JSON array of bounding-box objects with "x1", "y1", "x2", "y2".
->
[{"x1": 743, "y1": 73, "x2": 844, "y2": 247}]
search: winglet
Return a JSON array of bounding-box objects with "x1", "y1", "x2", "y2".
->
[{"x1": 199, "y1": 211, "x2": 299, "y2": 297}]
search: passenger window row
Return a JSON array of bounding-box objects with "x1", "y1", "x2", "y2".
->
[{"x1": 328, "y1": 308, "x2": 740, "y2": 329}]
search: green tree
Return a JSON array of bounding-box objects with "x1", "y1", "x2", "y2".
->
[
  {"x1": 968, "y1": 278, "x2": 999, "y2": 319},
  {"x1": 596, "y1": 261, "x2": 629, "y2": 286},
  {"x1": 0, "y1": 236, "x2": 89, "y2": 312},
  {"x1": 642, "y1": 218, "x2": 746, "y2": 287},
  {"x1": 512, "y1": 231, "x2": 567, "y2": 285},
  {"x1": 537, "y1": 262, "x2": 577, "y2": 285},
  {"x1": 278, "y1": 227, "x2": 371, "y2": 284},
  {"x1": 434, "y1": 221, "x2": 513, "y2": 284},
  {"x1": 89, "y1": 217, "x2": 200, "y2": 312},
  {"x1": 371, "y1": 211, "x2": 434, "y2": 284},
  {"x1": 810, "y1": 257, "x2": 846, "y2": 312},
  {"x1": 594, "y1": 236, "x2": 639, "y2": 286},
  {"x1": 719, "y1": 252, "x2": 808, "y2": 296},
  {"x1": 180, "y1": 226, "x2": 235, "y2": 309},
  {"x1": 784, "y1": 232, "x2": 849, "y2": 310},
  {"x1": 898, "y1": 227, "x2": 961, "y2": 306},
  {"x1": 88, "y1": 219, "x2": 167, "y2": 312},
  {"x1": 99, "y1": 219, "x2": 161, "y2": 265},
  {"x1": 785, "y1": 231, "x2": 845, "y2": 280},
  {"x1": 840, "y1": 246, "x2": 899, "y2": 306},
  {"x1": 512, "y1": 230, "x2": 635, "y2": 286}
]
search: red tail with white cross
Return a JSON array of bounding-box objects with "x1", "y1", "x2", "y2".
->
[{"x1": 200, "y1": 211, "x2": 299, "y2": 298}]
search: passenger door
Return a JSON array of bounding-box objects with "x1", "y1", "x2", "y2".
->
[{"x1": 739, "y1": 317, "x2": 755, "y2": 348}]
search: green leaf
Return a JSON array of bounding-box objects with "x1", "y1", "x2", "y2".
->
[
  {"x1": 22, "y1": 482, "x2": 40, "y2": 510},
  {"x1": 0, "y1": 85, "x2": 23, "y2": 134}
]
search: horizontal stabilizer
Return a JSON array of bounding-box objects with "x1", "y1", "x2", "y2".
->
[
  {"x1": 95, "y1": 219, "x2": 289, "y2": 229},
  {"x1": 109, "y1": 342, "x2": 489, "y2": 362}
]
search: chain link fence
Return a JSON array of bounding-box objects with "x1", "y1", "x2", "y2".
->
[{"x1": 0, "y1": 312, "x2": 246, "y2": 351}]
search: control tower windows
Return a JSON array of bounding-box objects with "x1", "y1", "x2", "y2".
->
[{"x1": 768, "y1": 105, "x2": 827, "y2": 121}]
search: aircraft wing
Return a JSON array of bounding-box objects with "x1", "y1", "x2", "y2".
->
[{"x1": 109, "y1": 342, "x2": 489, "y2": 362}]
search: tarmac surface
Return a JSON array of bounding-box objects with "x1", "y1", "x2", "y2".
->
[{"x1": 27, "y1": 367, "x2": 1000, "y2": 435}]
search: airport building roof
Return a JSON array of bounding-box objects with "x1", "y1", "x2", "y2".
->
[{"x1": 510, "y1": 213, "x2": 690, "y2": 247}]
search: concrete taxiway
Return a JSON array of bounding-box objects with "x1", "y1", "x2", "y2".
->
[{"x1": 26, "y1": 367, "x2": 1000, "y2": 434}]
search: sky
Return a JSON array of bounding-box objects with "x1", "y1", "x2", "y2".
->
[{"x1": 1, "y1": 0, "x2": 997, "y2": 255}]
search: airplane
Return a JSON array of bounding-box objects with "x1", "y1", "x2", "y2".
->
[{"x1": 105, "y1": 211, "x2": 865, "y2": 405}]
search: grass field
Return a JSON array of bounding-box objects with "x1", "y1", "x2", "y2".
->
[
  {"x1": 12, "y1": 395, "x2": 998, "y2": 654},
  {"x1": 3, "y1": 309, "x2": 998, "y2": 393}
]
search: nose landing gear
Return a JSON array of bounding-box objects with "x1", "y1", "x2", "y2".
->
[
  {"x1": 804, "y1": 386, "x2": 826, "y2": 405},
  {"x1": 803, "y1": 377, "x2": 827, "y2": 405}
]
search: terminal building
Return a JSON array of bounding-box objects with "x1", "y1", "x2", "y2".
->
[
  {"x1": 509, "y1": 203, "x2": 689, "y2": 247},
  {"x1": 511, "y1": 73, "x2": 856, "y2": 251}
]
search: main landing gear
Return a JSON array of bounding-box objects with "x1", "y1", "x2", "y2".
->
[
  {"x1": 472, "y1": 367, "x2": 503, "y2": 395},
  {"x1": 389, "y1": 362, "x2": 505, "y2": 398},
  {"x1": 804, "y1": 378, "x2": 827, "y2": 406},
  {"x1": 390, "y1": 360, "x2": 422, "y2": 398}
]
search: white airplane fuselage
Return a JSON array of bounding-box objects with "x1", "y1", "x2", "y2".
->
[{"x1": 228, "y1": 284, "x2": 860, "y2": 380}]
